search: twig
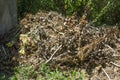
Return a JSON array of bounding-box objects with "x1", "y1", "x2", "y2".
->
[
  {"x1": 54, "y1": 52, "x2": 68, "y2": 60},
  {"x1": 104, "y1": 44, "x2": 120, "y2": 57},
  {"x1": 45, "y1": 45, "x2": 62, "y2": 63},
  {"x1": 102, "y1": 68, "x2": 111, "y2": 80},
  {"x1": 105, "y1": 44, "x2": 116, "y2": 53},
  {"x1": 110, "y1": 61, "x2": 120, "y2": 68},
  {"x1": 113, "y1": 54, "x2": 120, "y2": 57},
  {"x1": 94, "y1": 75, "x2": 101, "y2": 80},
  {"x1": 2, "y1": 45, "x2": 7, "y2": 56}
]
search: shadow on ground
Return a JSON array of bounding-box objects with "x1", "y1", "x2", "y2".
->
[{"x1": 0, "y1": 27, "x2": 20, "y2": 80}]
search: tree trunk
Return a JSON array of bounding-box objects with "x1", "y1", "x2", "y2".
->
[{"x1": 0, "y1": 0, "x2": 17, "y2": 36}]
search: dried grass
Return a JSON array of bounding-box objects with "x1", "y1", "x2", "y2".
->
[{"x1": 19, "y1": 11, "x2": 120, "y2": 73}]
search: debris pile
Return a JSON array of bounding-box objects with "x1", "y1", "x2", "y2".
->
[{"x1": 19, "y1": 11, "x2": 120, "y2": 79}]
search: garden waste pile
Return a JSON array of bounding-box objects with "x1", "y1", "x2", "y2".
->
[{"x1": 14, "y1": 11, "x2": 120, "y2": 79}]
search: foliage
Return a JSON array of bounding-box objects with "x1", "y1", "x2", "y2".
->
[
  {"x1": 17, "y1": 0, "x2": 120, "y2": 25},
  {"x1": 17, "y1": 0, "x2": 55, "y2": 17},
  {"x1": 0, "y1": 74, "x2": 6, "y2": 80},
  {"x1": 88, "y1": 0, "x2": 120, "y2": 25},
  {"x1": 9, "y1": 63, "x2": 85, "y2": 80}
]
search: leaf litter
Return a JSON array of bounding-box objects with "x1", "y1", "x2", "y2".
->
[{"x1": 19, "y1": 11, "x2": 120, "y2": 79}]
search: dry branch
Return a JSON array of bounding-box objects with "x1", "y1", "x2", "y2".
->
[
  {"x1": 46, "y1": 45, "x2": 62, "y2": 64},
  {"x1": 102, "y1": 68, "x2": 111, "y2": 80}
]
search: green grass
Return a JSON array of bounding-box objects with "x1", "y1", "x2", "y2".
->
[{"x1": 1, "y1": 63, "x2": 85, "y2": 80}]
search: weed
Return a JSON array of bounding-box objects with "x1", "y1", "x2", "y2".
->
[{"x1": 9, "y1": 63, "x2": 85, "y2": 80}]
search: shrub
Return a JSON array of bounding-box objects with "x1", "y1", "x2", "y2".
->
[{"x1": 17, "y1": 0, "x2": 120, "y2": 25}]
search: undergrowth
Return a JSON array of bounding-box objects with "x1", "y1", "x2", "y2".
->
[
  {"x1": 17, "y1": 0, "x2": 120, "y2": 25},
  {"x1": 1, "y1": 63, "x2": 85, "y2": 80}
]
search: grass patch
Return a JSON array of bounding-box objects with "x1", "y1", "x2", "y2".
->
[{"x1": 7, "y1": 63, "x2": 85, "y2": 80}]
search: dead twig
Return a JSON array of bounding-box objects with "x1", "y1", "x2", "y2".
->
[
  {"x1": 2, "y1": 45, "x2": 7, "y2": 56},
  {"x1": 77, "y1": 36, "x2": 105, "y2": 61},
  {"x1": 45, "y1": 45, "x2": 62, "y2": 63},
  {"x1": 102, "y1": 68, "x2": 111, "y2": 80},
  {"x1": 94, "y1": 75, "x2": 101, "y2": 80},
  {"x1": 110, "y1": 61, "x2": 120, "y2": 68},
  {"x1": 113, "y1": 54, "x2": 120, "y2": 57},
  {"x1": 104, "y1": 44, "x2": 120, "y2": 57},
  {"x1": 54, "y1": 52, "x2": 68, "y2": 60},
  {"x1": 105, "y1": 44, "x2": 116, "y2": 53}
]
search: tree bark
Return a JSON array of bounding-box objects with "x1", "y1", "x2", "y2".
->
[{"x1": 0, "y1": 0, "x2": 17, "y2": 35}]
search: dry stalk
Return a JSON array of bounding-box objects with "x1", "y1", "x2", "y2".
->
[
  {"x1": 102, "y1": 68, "x2": 111, "y2": 80},
  {"x1": 94, "y1": 75, "x2": 102, "y2": 80},
  {"x1": 113, "y1": 54, "x2": 120, "y2": 57},
  {"x1": 105, "y1": 44, "x2": 116, "y2": 53},
  {"x1": 110, "y1": 61, "x2": 120, "y2": 68},
  {"x1": 77, "y1": 28, "x2": 118, "y2": 61},
  {"x1": 46, "y1": 45, "x2": 62, "y2": 64},
  {"x1": 77, "y1": 36, "x2": 105, "y2": 61}
]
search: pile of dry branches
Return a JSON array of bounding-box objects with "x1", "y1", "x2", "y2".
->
[{"x1": 19, "y1": 11, "x2": 120, "y2": 73}]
